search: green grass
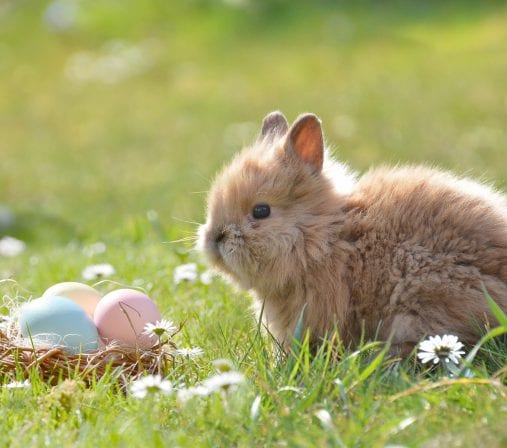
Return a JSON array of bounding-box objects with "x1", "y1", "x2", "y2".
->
[{"x1": 1, "y1": 1, "x2": 507, "y2": 446}]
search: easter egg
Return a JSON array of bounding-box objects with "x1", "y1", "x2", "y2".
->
[
  {"x1": 43, "y1": 282, "x2": 101, "y2": 317},
  {"x1": 93, "y1": 289, "x2": 161, "y2": 349},
  {"x1": 19, "y1": 296, "x2": 99, "y2": 354}
]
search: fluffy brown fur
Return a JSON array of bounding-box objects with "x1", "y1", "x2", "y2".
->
[{"x1": 198, "y1": 111, "x2": 507, "y2": 354}]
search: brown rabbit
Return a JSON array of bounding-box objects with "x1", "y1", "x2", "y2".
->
[{"x1": 198, "y1": 111, "x2": 507, "y2": 355}]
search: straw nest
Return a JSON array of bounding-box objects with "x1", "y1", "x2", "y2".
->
[{"x1": 0, "y1": 326, "x2": 181, "y2": 388}]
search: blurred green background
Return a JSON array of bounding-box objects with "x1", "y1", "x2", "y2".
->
[{"x1": 1, "y1": 0, "x2": 507, "y2": 247}]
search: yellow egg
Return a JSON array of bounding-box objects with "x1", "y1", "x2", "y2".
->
[{"x1": 43, "y1": 282, "x2": 101, "y2": 317}]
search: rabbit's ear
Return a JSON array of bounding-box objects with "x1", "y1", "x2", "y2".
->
[
  {"x1": 257, "y1": 111, "x2": 289, "y2": 144},
  {"x1": 286, "y1": 113, "x2": 324, "y2": 172}
]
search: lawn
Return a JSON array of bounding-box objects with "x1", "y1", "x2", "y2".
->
[{"x1": 1, "y1": 1, "x2": 506, "y2": 446}]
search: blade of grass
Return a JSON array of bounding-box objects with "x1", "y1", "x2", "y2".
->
[
  {"x1": 482, "y1": 284, "x2": 507, "y2": 328},
  {"x1": 458, "y1": 326, "x2": 507, "y2": 376}
]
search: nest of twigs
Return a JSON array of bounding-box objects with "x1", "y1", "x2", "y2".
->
[{"x1": 0, "y1": 329, "x2": 180, "y2": 388}]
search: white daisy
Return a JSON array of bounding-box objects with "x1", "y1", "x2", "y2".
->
[
  {"x1": 173, "y1": 263, "x2": 198, "y2": 285},
  {"x1": 176, "y1": 368, "x2": 246, "y2": 403},
  {"x1": 129, "y1": 374, "x2": 172, "y2": 399},
  {"x1": 3, "y1": 379, "x2": 31, "y2": 389},
  {"x1": 212, "y1": 358, "x2": 235, "y2": 373},
  {"x1": 81, "y1": 263, "x2": 115, "y2": 281},
  {"x1": 203, "y1": 371, "x2": 245, "y2": 393},
  {"x1": 176, "y1": 385, "x2": 210, "y2": 403},
  {"x1": 0, "y1": 236, "x2": 26, "y2": 257},
  {"x1": 199, "y1": 270, "x2": 214, "y2": 285},
  {"x1": 142, "y1": 319, "x2": 177, "y2": 338},
  {"x1": 417, "y1": 334, "x2": 465, "y2": 365},
  {"x1": 173, "y1": 347, "x2": 204, "y2": 358}
]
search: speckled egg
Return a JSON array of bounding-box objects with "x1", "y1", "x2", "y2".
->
[
  {"x1": 43, "y1": 282, "x2": 101, "y2": 317},
  {"x1": 93, "y1": 289, "x2": 161, "y2": 349},
  {"x1": 19, "y1": 295, "x2": 99, "y2": 354}
]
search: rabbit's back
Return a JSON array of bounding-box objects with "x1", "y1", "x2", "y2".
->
[{"x1": 343, "y1": 165, "x2": 507, "y2": 349}]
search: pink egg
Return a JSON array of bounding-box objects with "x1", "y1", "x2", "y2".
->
[{"x1": 93, "y1": 289, "x2": 161, "y2": 349}]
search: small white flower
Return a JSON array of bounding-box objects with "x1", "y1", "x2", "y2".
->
[
  {"x1": 142, "y1": 319, "x2": 177, "y2": 338},
  {"x1": 212, "y1": 358, "x2": 235, "y2": 372},
  {"x1": 199, "y1": 270, "x2": 214, "y2": 285},
  {"x1": 203, "y1": 371, "x2": 245, "y2": 393},
  {"x1": 130, "y1": 374, "x2": 172, "y2": 399},
  {"x1": 173, "y1": 263, "x2": 198, "y2": 285},
  {"x1": 177, "y1": 369, "x2": 246, "y2": 403},
  {"x1": 173, "y1": 347, "x2": 204, "y2": 358},
  {"x1": 82, "y1": 263, "x2": 115, "y2": 281},
  {"x1": 176, "y1": 385, "x2": 210, "y2": 403},
  {"x1": 417, "y1": 334, "x2": 465, "y2": 365},
  {"x1": 3, "y1": 379, "x2": 31, "y2": 389},
  {"x1": 0, "y1": 236, "x2": 26, "y2": 257}
]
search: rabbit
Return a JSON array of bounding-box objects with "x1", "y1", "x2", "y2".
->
[{"x1": 198, "y1": 111, "x2": 507, "y2": 356}]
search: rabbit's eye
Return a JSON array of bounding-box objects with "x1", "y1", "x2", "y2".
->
[{"x1": 253, "y1": 204, "x2": 271, "y2": 219}]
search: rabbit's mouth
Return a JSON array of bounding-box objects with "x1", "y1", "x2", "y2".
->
[
  {"x1": 198, "y1": 223, "x2": 236, "y2": 266},
  {"x1": 198, "y1": 223, "x2": 257, "y2": 285}
]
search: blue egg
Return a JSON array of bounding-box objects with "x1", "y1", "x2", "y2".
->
[{"x1": 19, "y1": 295, "x2": 99, "y2": 354}]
